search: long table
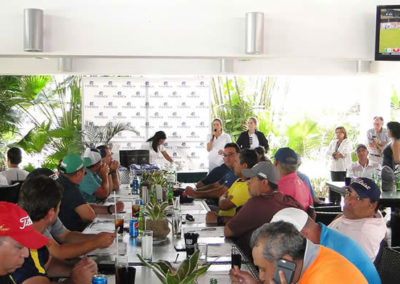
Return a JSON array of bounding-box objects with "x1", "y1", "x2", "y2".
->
[{"x1": 84, "y1": 184, "x2": 257, "y2": 283}]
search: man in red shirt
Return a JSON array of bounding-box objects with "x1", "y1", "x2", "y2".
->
[{"x1": 274, "y1": 147, "x2": 313, "y2": 210}]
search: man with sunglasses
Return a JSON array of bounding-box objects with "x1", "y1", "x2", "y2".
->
[
  {"x1": 328, "y1": 177, "x2": 386, "y2": 261},
  {"x1": 223, "y1": 161, "x2": 303, "y2": 259}
]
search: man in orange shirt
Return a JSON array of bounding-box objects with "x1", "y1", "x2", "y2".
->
[{"x1": 230, "y1": 221, "x2": 367, "y2": 284}]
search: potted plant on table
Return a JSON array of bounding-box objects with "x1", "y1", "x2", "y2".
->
[
  {"x1": 145, "y1": 201, "x2": 170, "y2": 239},
  {"x1": 137, "y1": 249, "x2": 211, "y2": 284}
]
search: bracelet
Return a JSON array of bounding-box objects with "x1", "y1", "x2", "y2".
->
[
  {"x1": 217, "y1": 215, "x2": 224, "y2": 226},
  {"x1": 107, "y1": 205, "x2": 113, "y2": 214}
]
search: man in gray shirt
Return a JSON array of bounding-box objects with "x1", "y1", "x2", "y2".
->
[{"x1": 367, "y1": 116, "x2": 390, "y2": 164}]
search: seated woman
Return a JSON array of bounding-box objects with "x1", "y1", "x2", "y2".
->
[{"x1": 144, "y1": 131, "x2": 173, "y2": 167}]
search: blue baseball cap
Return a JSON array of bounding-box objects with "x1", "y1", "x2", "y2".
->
[
  {"x1": 348, "y1": 177, "x2": 380, "y2": 202},
  {"x1": 274, "y1": 147, "x2": 298, "y2": 165}
]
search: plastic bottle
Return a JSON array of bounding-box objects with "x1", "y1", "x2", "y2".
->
[
  {"x1": 168, "y1": 183, "x2": 174, "y2": 206},
  {"x1": 138, "y1": 205, "x2": 145, "y2": 235}
]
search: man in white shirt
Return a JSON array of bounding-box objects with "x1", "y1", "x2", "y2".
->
[
  {"x1": 328, "y1": 177, "x2": 386, "y2": 261},
  {"x1": 366, "y1": 116, "x2": 390, "y2": 164},
  {"x1": 348, "y1": 144, "x2": 379, "y2": 178},
  {"x1": 1, "y1": 147, "x2": 28, "y2": 185}
]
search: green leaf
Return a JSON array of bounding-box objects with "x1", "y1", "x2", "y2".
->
[
  {"x1": 166, "y1": 271, "x2": 180, "y2": 284},
  {"x1": 176, "y1": 258, "x2": 190, "y2": 281},
  {"x1": 137, "y1": 254, "x2": 167, "y2": 284},
  {"x1": 187, "y1": 249, "x2": 200, "y2": 275}
]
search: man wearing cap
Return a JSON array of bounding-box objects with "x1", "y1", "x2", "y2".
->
[
  {"x1": 57, "y1": 154, "x2": 123, "y2": 232},
  {"x1": 224, "y1": 161, "x2": 303, "y2": 259},
  {"x1": 367, "y1": 116, "x2": 389, "y2": 164},
  {"x1": 271, "y1": 207, "x2": 381, "y2": 284},
  {"x1": 328, "y1": 177, "x2": 386, "y2": 261},
  {"x1": 348, "y1": 144, "x2": 379, "y2": 178},
  {"x1": 274, "y1": 147, "x2": 313, "y2": 210},
  {"x1": 79, "y1": 148, "x2": 111, "y2": 202},
  {"x1": 12, "y1": 176, "x2": 97, "y2": 284},
  {"x1": 0, "y1": 202, "x2": 48, "y2": 284},
  {"x1": 230, "y1": 221, "x2": 367, "y2": 284},
  {"x1": 97, "y1": 145, "x2": 120, "y2": 191}
]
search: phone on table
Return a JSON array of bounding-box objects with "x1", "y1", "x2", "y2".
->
[{"x1": 273, "y1": 259, "x2": 296, "y2": 284}]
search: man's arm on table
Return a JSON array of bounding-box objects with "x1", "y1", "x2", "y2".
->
[
  {"x1": 187, "y1": 185, "x2": 228, "y2": 199},
  {"x1": 89, "y1": 201, "x2": 124, "y2": 215},
  {"x1": 219, "y1": 194, "x2": 235, "y2": 210}
]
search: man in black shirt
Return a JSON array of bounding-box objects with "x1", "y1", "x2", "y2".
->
[{"x1": 0, "y1": 202, "x2": 49, "y2": 284}]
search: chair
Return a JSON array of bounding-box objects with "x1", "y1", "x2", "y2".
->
[
  {"x1": 315, "y1": 211, "x2": 341, "y2": 225},
  {"x1": 0, "y1": 183, "x2": 21, "y2": 203},
  {"x1": 375, "y1": 246, "x2": 400, "y2": 284}
]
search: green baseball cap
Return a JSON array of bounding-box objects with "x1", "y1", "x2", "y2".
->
[{"x1": 59, "y1": 154, "x2": 91, "y2": 174}]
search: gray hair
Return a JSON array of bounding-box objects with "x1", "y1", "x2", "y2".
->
[{"x1": 250, "y1": 221, "x2": 306, "y2": 264}]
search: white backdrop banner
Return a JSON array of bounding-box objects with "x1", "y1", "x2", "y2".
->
[{"x1": 82, "y1": 77, "x2": 211, "y2": 171}]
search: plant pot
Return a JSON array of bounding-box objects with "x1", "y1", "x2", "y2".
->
[{"x1": 146, "y1": 219, "x2": 170, "y2": 239}]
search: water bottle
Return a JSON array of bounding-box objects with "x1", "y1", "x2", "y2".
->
[
  {"x1": 138, "y1": 205, "x2": 145, "y2": 235},
  {"x1": 132, "y1": 173, "x2": 139, "y2": 195}
]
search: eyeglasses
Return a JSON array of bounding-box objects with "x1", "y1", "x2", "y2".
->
[
  {"x1": 223, "y1": 152, "x2": 236, "y2": 158},
  {"x1": 344, "y1": 188, "x2": 361, "y2": 201}
]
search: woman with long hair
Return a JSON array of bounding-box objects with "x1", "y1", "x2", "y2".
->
[
  {"x1": 236, "y1": 117, "x2": 269, "y2": 151},
  {"x1": 146, "y1": 131, "x2": 173, "y2": 165},
  {"x1": 383, "y1": 121, "x2": 400, "y2": 170},
  {"x1": 207, "y1": 118, "x2": 232, "y2": 171}
]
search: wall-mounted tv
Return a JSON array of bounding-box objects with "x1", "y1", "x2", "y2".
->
[{"x1": 375, "y1": 5, "x2": 400, "y2": 61}]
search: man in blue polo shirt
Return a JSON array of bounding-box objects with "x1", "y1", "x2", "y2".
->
[{"x1": 271, "y1": 207, "x2": 381, "y2": 284}]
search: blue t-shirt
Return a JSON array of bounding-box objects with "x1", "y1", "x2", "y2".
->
[
  {"x1": 218, "y1": 170, "x2": 237, "y2": 188},
  {"x1": 201, "y1": 164, "x2": 231, "y2": 185},
  {"x1": 12, "y1": 246, "x2": 49, "y2": 283},
  {"x1": 79, "y1": 169, "x2": 102, "y2": 202},
  {"x1": 297, "y1": 171, "x2": 315, "y2": 198},
  {"x1": 319, "y1": 223, "x2": 381, "y2": 284}
]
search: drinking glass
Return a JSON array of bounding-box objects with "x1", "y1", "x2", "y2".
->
[
  {"x1": 115, "y1": 256, "x2": 136, "y2": 284},
  {"x1": 115, "y1": 214, "x2": 125, "y2": 235},
  {"x1": 173, "y1": 196, "x2": 181, "y2": 211},
  {"x1": 197, "y1": 243, "x2": 208, "y2": 265},
  {"x1": 172, "y1": 210, "x2": 182, "y2": 238},
  {"x1": 141, "y1": 230, "x2": 153, "y2": 261}
]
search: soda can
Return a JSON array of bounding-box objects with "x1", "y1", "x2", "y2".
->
[
  {"x1": 132, "y1": 179, "x2": 139, "y2": 194},
  {"x1": 129, "y1": 218, "x2": 139, "y2": 237},
  {"x1": 92, "y1": 274, "x2": 107, "y2": 284}
]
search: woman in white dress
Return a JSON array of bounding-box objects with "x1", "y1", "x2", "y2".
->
[
  {"x1": 207, "y1": 118, "x2": 232, "y2": 171},
  {"x1": 146, "y1": 131, "x2": 173, "y2": 166}
]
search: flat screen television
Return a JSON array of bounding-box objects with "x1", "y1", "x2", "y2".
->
[
  {"x1": 119, "y1": 150, "x2": 149, "y2": 168},
  {"x1": 375, "y1": 5, "x2": 400, "y2": 61}
]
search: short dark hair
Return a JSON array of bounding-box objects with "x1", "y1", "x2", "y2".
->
[
  {"x1": 255, "y1": 146, "x2": 267, "y2": 161},
  {"x1": 269, "y1": 182, "x2": 278, "y2": 191},
  {"x1": 239, "y1": 149, "x2": 258, "y2": 169},
  {"x1": 96, "y1": 145, "x2": 108, "y2": 158},
  {"x1": 387, "y1": 121, "x2": 400, "y2": 139},
  {"x1": 18, "y1": 176, "x2": 64, "y2": 222},
  {"x1": 224, "y1": 143, "x2": 240, "y2": 153},
  {"x1": 250, "y1": 221, "x2": 306, "y2": 265},
  {"x1": 7, "y1": 147, "x2": 22, "y2": 165},
  {"x1": 374, "y1": 116, "x2": 384, "y2": 122}
]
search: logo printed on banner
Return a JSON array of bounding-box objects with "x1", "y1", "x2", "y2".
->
[
  {"x1": 188, "y1": 112, "x2": 200, "y2": 119},
  {"x1": 160, "y1": 102, "x2": 172, "y2": 109},
  {"x1": 95, "y1": 112, "x2": 107, "y2": 119},
  {"x1": 196, "y1": 142, "x2": 205, "y2": 148},
  {"x1": 150, "y1": 112, "x2": 163, "y2": 119},
  {"x1": 189, "y1": 131, "x2": 200, "y2": 139},
  {"x1": 199, "y1": 163, "x2": 206, "y2": 169},
  {"x1": 198, "y1": 81, "x2": 207, "y2": 87},
  {"x1": 177, "y1": 142, "x2": 190, "y2": 149},
  {"x1": 122, "y1": 101, "x2": 135, "y2": 109},
  {"x1": 113, "y1": 112, "x2": 127, "y2": 119},
  {"x1": 94, "y1": 91, "x2": 106, "y2": 98},
  {"x1": 178, "y1": 81, "x2": 189, "y2": 87},
  {"x1": 172, "y1": 152, "x2": 178, "y2": 157},
  {"x1": 150, "y1": 91, "x2": 162, "y2": 98},
  {"x1": 171, "y1": 132, "x2": 182, "y2": 139},
  {"x1": 105, "y1": 81, "x2": 117, "y2": 88},
  {"x1": 85, "y1": 102, "x2": 99, "y2": 109},
  {"x1": 161, "y1": 81, "x2": 171, "y2": 87},
  {"x1": 133, "y1": 91, "x2": 145, "y2": 98},
  {"x1": 188, "y1": 91, "x2": 200, "y2": 98},
  {"x1": 105, "y1": 101, "x2": 118, "y2": 109},
  {"x1": 196, "y1": 121, "x2": 208, "y2": 128},
  {"x1": 113, "y1": 91, "x2": 126, "y2": 98},
  {"x1": 162, "y1": 122, "x2": 173, "y2": 128},
  {"x1": 178, "y1": 121, "x2": 189, "y2": 128},
  {"x1": 197, "y1": 101, "x2": 207, "y2": 108},
  {"x1": 132, "y1": 112, "x2": 145, "y2": 119},
  {"x1": 168, "y1": 91, "x2": 181, "y2": 98},
  {"x1": 123, "y1": 81, "x2": 134, "y2": 87},
  {"x1": 85, "y1": 80, "x2": 98, "y2": 87},
  {"x1": 190, "y1": 152, "x2": 200, "y2": 159},
  {"x1": 168, "y1": 112, "x2": 181, "y2": 119},
  {"x1": 178, "y1": 102, "x2": 189, "y2": 109}
]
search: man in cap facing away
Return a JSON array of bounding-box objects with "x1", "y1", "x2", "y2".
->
[
  {"x1": 328, "y1": 177, "x2": 386, "y2": 261},
  {"x1": 224, "y1": 161, "x2": 303, "y2": 259},
  {"x1": 271, "y1": 207, "x2": 381, "y2": 284}
]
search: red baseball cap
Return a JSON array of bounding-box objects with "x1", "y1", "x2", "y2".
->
[{"x1": 0, "y1": 202, "x2": 49, "y2": 249}]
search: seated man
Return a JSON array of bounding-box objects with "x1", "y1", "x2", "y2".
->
[
  {"x1": 224, "y1": 161, "x2": 303, "y2": 259},
  {"x1": 13, "y1": 176, "x2": 97, "y2": 283},
  {"x1": 271, "y1": 207, "x2": 381, "y2": 284},
  {"x1": 328, "y1": 177, "x2": 386, "y2": 261},
  {"x1": 274, "y1": 147, "x2": 313, "y2": 210},
  {"x1": 0, "y1": 202, "x2": 49, "y2": 284},
  {"x1": 79, "y1": 148, "x2": 111, "y2": 202},
  {"x1": 57, "y1": 154, "x2": 123, "y2": 232},
  {"x1": 231, "y1": 221, "x2": 367, "y2": 284},
  {"x1": 185, "y1": 143, "x2": 240, "y2": 199},
  {"x1": 193, "y1": 143, "x2": 239, "y2": 189},
  {"x1": 348, "y1": 144, "x2": 379, "y2": 178},
  {"x1": 1, "y1": 147, "x2": 29, "y2": 184},
  {"x1": 206, "y1": 149, "x2": 258, "y2": 225},
  {"x1": 97, "y1": 145, "x2": 120, "y2": 191},
  {"x1": 24, "y1": 168, "x2": 116, "y2": 260}
]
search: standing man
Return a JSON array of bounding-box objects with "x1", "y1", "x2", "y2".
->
[
  {"x1": 0, "y1": 202, "x2": 49, "y2": 284},
  {"x1": 367, "y1": 116, "x2": 389, "y2": 164},
  {"x1": 1, "y1": 147, "x2": 29, "y2": 184},
  {"x1": 97, "y1": 145, "x2": 120, "y2": 191},
  {"x1": 348, "y1": 144, "x2": 379, "y2": 178}
]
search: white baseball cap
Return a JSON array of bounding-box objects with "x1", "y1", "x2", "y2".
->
[{"x1": 270, "y1": 207, "x2": 309, "y2": 231}]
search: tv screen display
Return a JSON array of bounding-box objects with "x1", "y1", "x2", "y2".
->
[{"x1": 375, "y1": 5, "x2": 400, "y2": 61}]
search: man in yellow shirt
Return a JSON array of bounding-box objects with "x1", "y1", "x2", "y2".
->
[{"x1": 206, "y1": 149, "x2": 258, "y2": 225}]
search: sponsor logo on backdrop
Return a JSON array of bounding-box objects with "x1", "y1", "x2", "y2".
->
[
  {"x1": 162, "y1": 122, "x2": 173, "y2": 128},
  {"x1": 170, "y1": 132, "x2": 182, "y2": 139},
  {"x1": 132, "y1": 112, "x2": 145, "y2": 119},
  {"x1": 104, "y1": 101, "x2": 118, "y2": 109},
  {"x1": 161, "y1": 81, "x2": 171, "y2": 87},
  {"x1": 113, "y1": 91, "x2": 126, "y2": 98},
  {"x1": 142, "y1": 81, "x2": 153, "y2": 88},
  {"x1": 122, "y1": 101, "x2": 135, "y2": 109},
  {"x1": 140, "y1": 102, "x2": 153, "y2": 109},
  {"x1": 168, "y1": 91, "x2": 181, "y2": 98},
  {"x1": 150, "y1": 91, "x2": 163, "y2": 98},
  {"x1": 188, "y1": 91, "x2": 200, "y2": 98},
  {"x1": 105, "y1": 81, "x2": 117, "y2": 88},
  {"x1": 160, "y1": 102, "x2": 172, "y2": 109},
  {"x1": 177, "y1": 142, "x2": 190, "y2": 149},
  {"x1": 177, "y1": 121, "x2": 189, "y2": 128},
  {"x1": 196, "y1": 142, "x2": 205, "y2": 149},
  {"x1": 188, "y1": 111, "x2": 200, "y2": 119},
  {"x1": 85, "y1": 101, "x2": 99, "y2": 109},
  {"x1": 133, "y1": 91, "x2": 145, "y2": 98},
  {"x1": 94, "y1": 112, "x2": 107, "y2": 119},
  {"x1": 113, "y1": 112, "x2": 127, "y2": 119},
  {"x1": 198, "y1": 81, "x2": 206, "y2": 87},
  {"x1": 85, "y1": 80, "x2": 99, "y2": 87},
  {"x1": 178, "y1": 102, "x2": 190, "y2": 109},
  {"x1": 150, "y1": 112, "x2": 163, "y2": 119},
  {"x1": 195, "y1": 121, "x2": 208, "y2": 128},
  {"x1": 117, "y1": 132, "x2": 127, "y2": 139},
  {"x1": 144, "y1": 122, "x2": 154, "y2": 129},
  {"x1": 172, "y1": 152, "x2": 178, "y2": 158},
  {"x1": 178, "y1": 81, "x2": 188, "y2": 88},
  {"x1": 123, "y1": 81, "x2": 134, "y2": 88},
  {"x1": 197, "y1": 101, "x2": 207, "y2": 108},
  {"x1": 127, "y1": 142, "x2": 132, "y2": 147},
  {"x1": 168, "y1": 112, "x2": 181, "y2": 119},
  {"x1": 188, "y1": 131, "x2": 200, "y2": 139},
  {"x1": 199, "y1": 163, "x2": 206, "y2": 169},
  {"x1": 94, "y1": 91, "x2": 107, "y2": 98},
  {"x1": 189, "y1": 152, "x2": 200, "y2": 159}
]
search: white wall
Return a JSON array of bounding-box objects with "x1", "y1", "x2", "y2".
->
[{"x1": 1, "y1": 0, "x2": 400, "y2": 74}]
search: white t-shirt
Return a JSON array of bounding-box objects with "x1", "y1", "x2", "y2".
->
[
  {"x1": 1, "y1": 168, "x2": 29, "y2": 184},
  {"x1": 143, "y1": 142, "x2": 167, "y2": 167},
  {"x1": 328, "y1": 211, "x2": 386, "y2": 261},
  {"x1": 207, "y1": 132, "x2": 232, "y2": 171},
  {"x1": 249, "y1": 133, "x2": 260, "y2": 149},
  {"x1": 0, "y1": 173, "x2": 8, "y2": 186},
  {"x1": 348, "y1": 161, "x2": 379, "y2": 178}
]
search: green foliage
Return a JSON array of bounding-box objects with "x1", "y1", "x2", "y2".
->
[
  {"x1": 145, "y1": 201, "x2": 169, "y2": 221},
  {"x1": 284, "y1": 119, "x2": 320, "y2": 156},
  {"x1": 84, "y1": 122, "x2": 139, "y2": 147},
  {"x1": 137, "y1": 249, "x2": 211, "y2": 284},
  {"x1": 141, "y1": 170, "x2": 167, "y2": 187}
]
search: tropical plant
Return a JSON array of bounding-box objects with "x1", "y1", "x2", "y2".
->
[
  {"x1": 284, "y1": 119, "x2": 320, "y2": 157},
  {"x1": 141, "y1": 170, "x2": 167, "y2": 187},
  {"x1": 137, "y1": 249, "x2": 211, "y2": 284},
  {"x1": 145, "y1": 201, "x2": 169, "y2": 221}
]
